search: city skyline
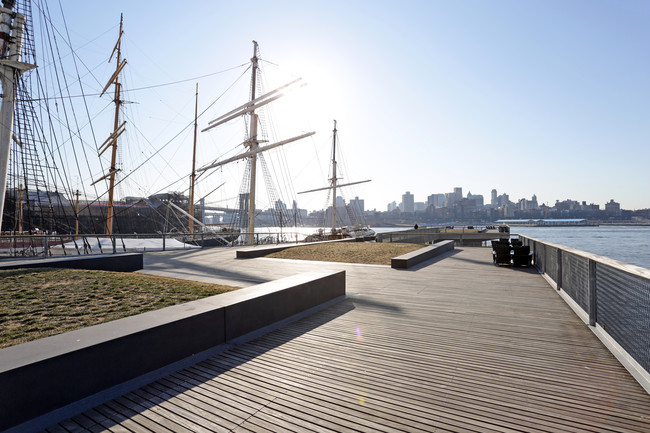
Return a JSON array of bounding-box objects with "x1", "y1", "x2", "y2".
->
[
  {"x1": 50, "y1": 1, "x2": 650, "y2": 213},
  {"x1": 379, "y1": 187, "x2": 634, "y2": 213}
]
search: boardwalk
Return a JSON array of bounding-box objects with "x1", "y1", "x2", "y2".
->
[{"x1": 42, "y1": 247, "x2": 650, "y2": 432}]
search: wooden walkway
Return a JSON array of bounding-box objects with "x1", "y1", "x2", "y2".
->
[{"x1": 41, "y1": 247, "x2": 650, "y2": 432}]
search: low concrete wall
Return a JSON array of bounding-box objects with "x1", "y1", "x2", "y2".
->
[
  {"x1": 236, "y1": 238, "x2": 355, "y2": 259},
  {"x1": 378, "y1": 229, "x2": 495, "y2": 247},
  {"x1": 391, "y1": 240, "x2": 455, "y2": 269},
  {"x1": 0, "y1": 270, "x2": 345, "y2": 433},
  {"x1": 0, "y1": 253, "x2": 143, "y2": 272}
]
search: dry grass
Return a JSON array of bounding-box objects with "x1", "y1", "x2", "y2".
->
[
  {"x1": 265, "y1": 242, "x2": 423, "y2": 265},
  {"x1": 0, "y1": 268, "x2": 239, "y2": 348}
]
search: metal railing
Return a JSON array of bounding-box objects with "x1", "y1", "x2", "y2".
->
[
  {"x1": 520, "y1": 235, "x2": 650, "y2": 389},
  {"x1": 0, "y1": 231, "x2": 305, "y2": 258},
  {"x1": 377, "y1": 226, "x2": 503, "y2": 246}
]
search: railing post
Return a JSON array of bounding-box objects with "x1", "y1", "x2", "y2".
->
[
  {"x1": 556, "y1": 249, "x2": 562, "y2": 291},
  {"x1": 43, "y1": 235, "x2": 49, "y2": 257},
  {"x1": 112, "y1": 235, "x2": 117, "y2": 254},
  {"x1": 162, "y1": 233, "x2": 166, "y2": 251},
  {"x1": 588, "y1": 259, "x2": 597, "y2": 326}
]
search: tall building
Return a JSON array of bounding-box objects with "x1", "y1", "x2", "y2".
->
[
  {"x1": 274, "y1": 199, "x2": 287, "y2": 212},
  {"x1": 349, "y1": 196, "x2": 364, "y2": 216},
  {"x1": 605, "y1": 199, "x2": 621, "y2": 216},
  {"x1": 427, "y1": 193, "x2": 445, "y2": 208},
  {"x1": 402, "y1": 191, "x2": 415, "y2": 213},
  {"x1": 491, "y1": 189, "x2": 497, "y2": 206},
  {"x1": 387, "y1": 201, "x2": 397, "y2": 212},
  {"x1": 454, "y1": 187, "x2": 463, "y2": 201},
  {"x1": 466, "y1": 191, "x2": 484, "y2": 208}
]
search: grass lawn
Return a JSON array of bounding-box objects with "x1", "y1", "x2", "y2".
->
[
  {"x1": 0, "y1": 268, "x2": 238, "y2": 348},
  {"x1": 264, "y1": 242, "x2": 423, "y2": 265}
]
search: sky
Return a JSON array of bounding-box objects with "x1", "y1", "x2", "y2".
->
[{"x1": 33, "y1": 0, "x2": 650, "y2": 212}]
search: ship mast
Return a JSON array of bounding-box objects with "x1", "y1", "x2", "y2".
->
[
  {"x1": 199, "y1": 41, "x2": 314, "y2": 244},
  {"x1": 0, "y1": 0, "x2": 35, "y2": 231},
  {"x1": 189, "y1": 83, "x2": 198, "y2": 234},
  {"x1": 94, "y1": 14, "x2": 126, "y2": 235},
  {"x1": 297, "y1": 120, "x2": 371, "y2": 231},
  {"x1": 247, "y1": 41, "x2": 259, "y2": 243},
  {"x1": 330, "y1": 120, "x2": 338, "y2": 232}
]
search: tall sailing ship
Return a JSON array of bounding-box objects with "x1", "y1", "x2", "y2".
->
[
  {"x1": 0, "y1": 2, "x2": 315, "y2": 254},
  {"x1": 197, "y1": 41, "x2": 314, "y2": 244},
  {"x1": 2, "y1": 2, "x2": 377, "y2": 254},
  {"x1": 299, "y1": 120, "x2": 374, "y2": 242}
]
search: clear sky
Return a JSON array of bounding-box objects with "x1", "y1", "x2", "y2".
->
[{"x1": 42, "y1": 0, "x2": 650, "y2": 212}]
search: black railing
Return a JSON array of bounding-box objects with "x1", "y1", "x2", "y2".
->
[{"x1": 520, "y1": 235, "x2": 650, "y2": 391}]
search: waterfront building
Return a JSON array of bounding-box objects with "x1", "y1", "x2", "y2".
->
[
  {"x1": 466, "y1": 191, "x2": 484, "y2": 208},
  {"x1": 349, "y1": 196, "x2": 364, "y2": 219},
  {"x1": 402, "y1": 191, "x2": 415, "y2": 213},
  {"x1": 274, "y1": 200, "x2": 287, "y2": 212},
  {"x1": 349, "y1": 196, "x2": 364, "y2": 213},
  {"x1": 605, "y1": 199, "x2": 622, "y2": 216},
  {"x1": 427, "y1": 193, "x2": 445, "y2": 208}
]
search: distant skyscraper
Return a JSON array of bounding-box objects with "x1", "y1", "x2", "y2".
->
[
  {"x1": 387, "y1": 201, "x2": 397, "y2": 212},
  {"x1": 467, "y1": 192, "x2": 484, "y2": 208},
  {"x1": 274, "y1": 199, "x2": 287, "y2": 211},
  {"x1": 402, "y1": 191, "x2": 415, "y2": 213},
  {"x1": 491, "y1": 189, "x2": 497, "y2": 206},
  {"x1": 605, "y1": 199, "x2": 621, "y2": 215},
  {"x1": 434, "y1": 194, "x2": 445, "y2": 208},
  {"x1": 349, "y1": 196, "x2": 364, "y2": 216}
]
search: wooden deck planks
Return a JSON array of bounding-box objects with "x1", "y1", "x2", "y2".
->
[{"x1": 43, "y1": 247, "x2": 650, "y2": 432}]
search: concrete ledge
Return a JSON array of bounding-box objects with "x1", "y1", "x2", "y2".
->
[
  {"x1": 391, "y1": 240, "x2": 455, "y2": 269},
  {"x1": 0, "y1": 253, "x2": 143, "y2": 272},
  {"x1": 236, "y1": 238, "x2": 355, "y2": 259},
  {"x1": 0, "y1": 270, "x2": 345, "y2": 433}
]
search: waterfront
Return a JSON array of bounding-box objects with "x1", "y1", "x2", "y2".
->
[
  {"x1": 256, "y1": 225, "x2": 650, "y2": 270},
  {"x1": 512, "y1": 225, "x2": 650, "y2": 270}
]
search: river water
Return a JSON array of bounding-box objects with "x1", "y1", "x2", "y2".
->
[{"x1": 511, "y1": 225, "x2": 650, "y2": 270}]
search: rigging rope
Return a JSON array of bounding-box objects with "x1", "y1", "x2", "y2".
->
[{"x1": 17, "y1": 63, "x2": 251, "y2": 102}]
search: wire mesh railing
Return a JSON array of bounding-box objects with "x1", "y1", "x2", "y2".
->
[{"x1": 520, "y1": 235, "x2": 650, "y2": 377}]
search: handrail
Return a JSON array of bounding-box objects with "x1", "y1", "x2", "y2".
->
[{"x1": 520, "y1": 235, "x2": 650, "y2": 394}]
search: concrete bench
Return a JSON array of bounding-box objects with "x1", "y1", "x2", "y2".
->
[
  {"x1": 0, "y1": 270, "x2": 345, "y2": 433},
  {"x1": 236, "y1": 238, "x2": 355, "y2": 259},
  {"x1": 0, "y1": 252, "x2": 143, "y2": 272},
  {"x1": 391, "y1": 240, "x2": 455, "y2": 269}
]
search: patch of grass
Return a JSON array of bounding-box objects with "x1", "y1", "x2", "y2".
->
[
  {"x1": 0, "y1": 268, "x2": 239, "y2": 348},
  {"x1": 265, "y1": 242, "x2": 423, "y2": 265}
]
